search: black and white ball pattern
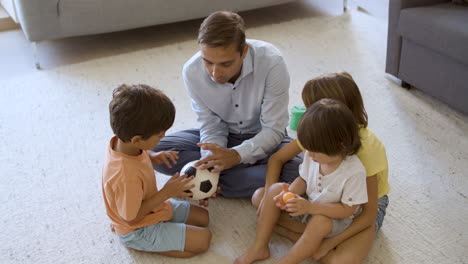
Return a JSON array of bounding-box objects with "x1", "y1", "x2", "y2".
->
[{"x1": 181, "y1": 160, "x2": 220, "y2": 200}]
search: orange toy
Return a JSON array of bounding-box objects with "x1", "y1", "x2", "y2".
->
[{"x1": 282, "y1": 192, "x2": 296, "y2": 203}]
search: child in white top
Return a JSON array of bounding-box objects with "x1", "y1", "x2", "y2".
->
[{"x1": 235, "y1": 98, "x2": 367, "y2": 264}]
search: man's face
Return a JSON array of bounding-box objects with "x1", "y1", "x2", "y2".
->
[{"x1": 200, "y1": 43, "x2": 248, "y2": 84}]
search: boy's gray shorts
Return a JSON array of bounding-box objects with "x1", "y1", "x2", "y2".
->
[{"x1": 118, "y1": 199, "x2": 190, "y2": 252}]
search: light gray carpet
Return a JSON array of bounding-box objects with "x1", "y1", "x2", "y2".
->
[{"x1": 1, "y1": 1, "x2": 467, "y2": 263}]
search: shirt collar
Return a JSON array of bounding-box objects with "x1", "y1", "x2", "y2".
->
[{"x1": 237, "y1": 45, "x2": 253, "y2": 82}]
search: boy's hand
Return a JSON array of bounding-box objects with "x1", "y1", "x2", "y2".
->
[
  {"x1": 285, "y1": 196, "x2": 313, "y2": 216},
  {"x1": 162, "y1": 173, "x2": 195, "y2": 198},
  {"x1": 149, "y1": 150, "x2": 179, "y2": 168},
  {"x1": 273, "y1": 183, "x2": 290, "y2": 210},
  {"x1": 198, "y1": 186, "x2": 221, "y2": 207}
]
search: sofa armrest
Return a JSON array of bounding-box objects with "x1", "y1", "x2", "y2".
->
[
  {"x1": 385, "y1": 0, "x2": 449, "y2": 77},
  {"x1": 15, "y1": 0, "x2": 62, "y2": 41}
]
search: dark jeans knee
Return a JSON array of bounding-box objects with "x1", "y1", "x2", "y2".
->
[{"x1": 152, "y1": 163, "x2": 180, "y2": 175}]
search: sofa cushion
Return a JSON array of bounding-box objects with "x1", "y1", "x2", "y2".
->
[{"x1": 398, "y1": 3, "x2": 468, "y2": 65}]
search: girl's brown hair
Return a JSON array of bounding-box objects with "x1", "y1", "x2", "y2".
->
[
  {"x1": 109, "y1": 84, "x2": 175, "y2": 142},
  {"x1": 301, "y1": 72, "x2": 368, "y2": 128},
  {"x1": 297, "y1": 98, "x2": 361, "y2": 157}
]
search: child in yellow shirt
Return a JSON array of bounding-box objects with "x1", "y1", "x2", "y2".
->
[
  {"x1": 252, "y1": 72, "x2": 389, "y2": 263},
  {"x1": 235, "y1": 98, "x2": 368, "y2": 264},
  {"x1": 102, "y1": 84, "x2": 211, "y2": 257}
]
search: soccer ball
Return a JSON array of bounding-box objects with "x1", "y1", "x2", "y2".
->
[{"x1": 181, "y1": 160, "x2": 220, "y2": 200}]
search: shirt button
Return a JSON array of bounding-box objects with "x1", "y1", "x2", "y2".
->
[
  {"x1": 239, "y1": 121, "x2": 243, "y2": 125},
  {"x1": 235, "y1": 104, "x2": 239, "y2": 107},
  {"x1": 319, "y1": 189, "x2": 322, "y2": 192},
  {"x1": 319, "y1": 177, "x2": 322, "y2": 180},
  {"x1": 318, "y1": 183, "x2": 321, "y2": 187},
  {"x1": 348, "y1": 198, "x2": 353, "y2": 201},
  {"x1": 233, "y1": 87, "x2": 236, "y2": 90}
]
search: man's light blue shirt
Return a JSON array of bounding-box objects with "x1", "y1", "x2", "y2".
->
[{"x1": 182, "y1": 39, "x2": 290, "y2": 164}]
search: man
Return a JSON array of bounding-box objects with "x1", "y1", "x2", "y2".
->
[{"x1": 153, "y1": 11, "x2": 302, "y2": 200}]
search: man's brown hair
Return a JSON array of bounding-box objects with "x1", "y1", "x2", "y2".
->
[
  {"x1": 297, "y1": 98, "x2": 361, "y2": 157},
  {"x1": 198, "y1": 11, "x2": 246, "y2": 54},
  {"x1": 109, "y1": 84, "x2": 175, "y2": 142},
  {"x1": 301, "y1": 72, "x2": 368, "y2": 128}
]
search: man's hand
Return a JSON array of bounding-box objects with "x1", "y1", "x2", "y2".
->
[
  {"x1": 148, "y1": 150, "x2": 179, "y2": 168},
  {"x1": 195, "y1": 143, "x2": 241, "y2": 173}
]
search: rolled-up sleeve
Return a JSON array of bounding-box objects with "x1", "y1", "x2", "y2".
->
[{"x1": 232, "y1": 59, "x2": 290, "y2": 164}]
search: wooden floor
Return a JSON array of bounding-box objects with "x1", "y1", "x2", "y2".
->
[{"x1": 0, "y1": 5, "x2": 18, "y2": 31}]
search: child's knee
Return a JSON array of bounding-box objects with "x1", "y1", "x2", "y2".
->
[
  {"x1": 314, "y1": 214, "x2": 332, "y2": 225},
  {"x1": 199, "y1": 207, "x2": 210, "y2": 226},
  {"x1": 197, "y1": 229, "x2": 212, "y2": 253},
  {"x1": 252, "y1": 187, "x2": 265, "y2": 207},
  {"x1": 267, "y1": 183, "x2": 284, "y2": 195},
  {"x1": 310, "y1": 215, "x2": 333, "y2": 235}
]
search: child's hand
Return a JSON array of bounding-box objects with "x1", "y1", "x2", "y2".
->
[
  {"x1": 162, "y1": 173, "x2": 194, "y2": 198},
  {"x1": 150, "y1": 151, "x2": 179, "y2": 168},
  {"x1": 198, "y1": 186, "x2": 221, "y2": 207},
  {"x1": 285, "y1": 196, "x2": 312, "y2": 216},
  {"x1": 273, "y1": 183, "x2": 290, "y2": 210}
]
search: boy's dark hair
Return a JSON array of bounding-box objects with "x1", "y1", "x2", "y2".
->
[
  {"x1": 198, "y1": 11, "x2": 246, "y2": 54},
  {"x1": 297, "y1": 98, "x2": 361, "y2": 157},
  {"x1": 109, "y1": 84, "x2": 175, "y2": 142},
  {"x1": 301, "y1": 72, "x2": 368, "y2": 128}
]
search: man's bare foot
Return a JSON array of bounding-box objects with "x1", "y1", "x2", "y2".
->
[{"x1": 234, "y1": 247, "x2": 270, "y2": 264}]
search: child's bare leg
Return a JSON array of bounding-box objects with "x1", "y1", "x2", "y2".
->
[
  {"x1": 158, "y1": 225, "x2": 211, "y2": 258},
  {"x1": 272, "y1": 211, "x2": 305, "y2": 242},
  {"x1": 234, "y1": 183, "x2": 284, "y2": 264},
  {"x1": 277, "y1": 211, "x2": 306, "y2": 233},
  {"x1": 251, "y1": 187, "x2": 265, "y2": 208},
  {"x1": 186, "y1": 204, "x2": 209, "y2": 227},
  {"x1": 320, "y1": 224, "x2": 375, "y2": 264},
  {"x1": 273, "y1": 225, "x2": 301, "y2": 242},
  {"x1": 277, "y1": 215, "x2": 332, "y2": 264}
]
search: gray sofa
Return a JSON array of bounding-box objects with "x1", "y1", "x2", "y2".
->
[
  {"x1": 386, "y1": 0, "x2": 468, "y2": 115},
  {"x1": 15, "y1": 0, "x2": 294, "y2": 42}
]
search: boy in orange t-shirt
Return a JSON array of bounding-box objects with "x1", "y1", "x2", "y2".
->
[{"x1": 102, "y1": 84, "x2": 211, "y2": 257}]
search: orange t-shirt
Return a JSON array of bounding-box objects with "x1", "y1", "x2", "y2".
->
[{"x1": 102, "y1": 137, "x2": 173, "y2": 235}]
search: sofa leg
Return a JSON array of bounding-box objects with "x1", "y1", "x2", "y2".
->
[
  {"x1": 401, "y1": 81, "x2": 411, "y2": 89},
  {"x1": 31, "y1": 42, "x2": 41, "y2": 70}
]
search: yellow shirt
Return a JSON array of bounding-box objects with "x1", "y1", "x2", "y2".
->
[{"x1": 297, "y1": 128, "x2": 389, "y2": 198}]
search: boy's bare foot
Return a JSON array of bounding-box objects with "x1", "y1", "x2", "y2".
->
[{"x1": 234, "y1": 247, "x2": 270, "y2": 264}]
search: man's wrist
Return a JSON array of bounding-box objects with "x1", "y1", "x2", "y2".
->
[{"x1": 229, "y1": 149, "x2": 241, "y2": 164}]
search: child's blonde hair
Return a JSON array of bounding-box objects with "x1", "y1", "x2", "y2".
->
[
  {"x1": 301, "y1": 72, "x2": 368, "y2": 128},
  {"x1": 297, "y1": 98, "x2": 361, "y2": 157}
]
